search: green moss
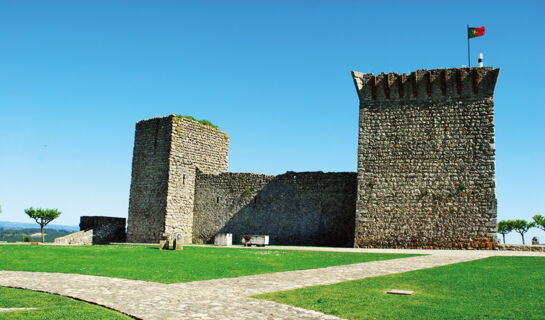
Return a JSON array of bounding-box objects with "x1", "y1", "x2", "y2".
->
[{"x1": 174, "y1": 115, "x2": 219, "y2": 129}]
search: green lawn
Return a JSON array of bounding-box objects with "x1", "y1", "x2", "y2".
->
[
  {"x1": 0, "y1": 245, "x2": 417, "y2": 284},
  {"x1": 0, "y1": 287, "x2": 130, "y2": 320},
  {"x1": 256, "y1": 256, "x2": 545, "y2": 320}
]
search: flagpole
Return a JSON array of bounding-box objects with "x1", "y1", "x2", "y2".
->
[{"x1": 467, "y1": 24, "x2": 471, "y2": 67}]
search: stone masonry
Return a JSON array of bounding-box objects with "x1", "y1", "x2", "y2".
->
[
  {"x1": 127, "y1": 116, "x2": 229, "y2": 243},
  {"x1": 193, "y1": 171, "x2": 356, "y2": 246},
  {"x1": 126, "y1": 67, "x2": 500, "y2": 249},
  {"x1": 352, "y1": 67, "x2": 499, "y2": 248},
  {"x1": 55, "y1": 216, "x2": 126, "y2": 245}
]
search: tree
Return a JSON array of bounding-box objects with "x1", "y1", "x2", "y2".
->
[
  {"x1": 497, "y1": 220, "x2": 514, "y2": 244},
  {"x1": 24, "y1": 207, "x2": 62, "y2": 243},
  {"x1": 533, "y1": 215, "x2": 545, "y2": 232},
  {"x1": 511, "y1": 219, "x2": 535, "y2": 245}
]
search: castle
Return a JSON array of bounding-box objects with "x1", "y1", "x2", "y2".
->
[{"x1": 126, "y1": 67, "x2": 500, "y2": 249}]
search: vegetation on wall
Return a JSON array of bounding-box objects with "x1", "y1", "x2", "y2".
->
[{"x1": 174, "y1": 115, "x2": 219, "y2": 129}]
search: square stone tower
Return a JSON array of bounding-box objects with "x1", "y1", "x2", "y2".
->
[
  {"x1": 352, "y1": 67, "x2": 499, "y2": 248},
  {"x1": 126, "y1": 115, "x2": 229, "y2": 243}
]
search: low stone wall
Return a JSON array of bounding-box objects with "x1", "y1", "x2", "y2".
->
[
  {"x1": 55, "y1": 216, "x2": 126, "y2": 245},
  {"x1": 193, "y1": 171, "x2": 357, "y2": 247},
  {"x1": 499, "y1": 244, "x2": 545, "y2": 252},
  {"x1": 54, "y1": 230, "x2": 94, "y2": 245}
]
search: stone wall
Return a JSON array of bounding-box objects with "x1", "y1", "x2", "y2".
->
[
  {"x1": 127, "y1": 117, "x2": 172, "y2": 243},
  {"x1": 193, "y1": 171, "x2": 357, "y2": 247},
  {"x1": 127, "y1": 115, "x2": 229, "y2": 243},
  {"x1": 499, "y1": 244, "x2": 545, "y2": 252},
  {"x1": 54, "y1": 230, "x2": 94, "y2": 245},
  {"x1": 80, "y1": 216, "x2": 126, "y2": 244},
  {"x1": 352, "y1": 67, "x2": 500, "y2": 249},
  {"x1": 55, "y1": 216, "x2": 126, "y2": 245}
]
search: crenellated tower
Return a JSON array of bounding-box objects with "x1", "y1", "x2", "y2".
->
[{"x1": 352, "y1": 67, "x2": 500, "y2": 248}]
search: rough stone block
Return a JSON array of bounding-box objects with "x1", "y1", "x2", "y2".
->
[
  {"x1": 241, "y1": 235, "x2": 269, "y2": 247},
  {"x1": 214, "y1": 233, "x2": 232, "y2": 246}
]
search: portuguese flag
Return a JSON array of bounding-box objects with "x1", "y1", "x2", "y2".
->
[{"x1": 468, "y1": 26, "x2": 486, "y2": 38}]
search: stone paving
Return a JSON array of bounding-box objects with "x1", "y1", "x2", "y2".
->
[
  {"x1": 0, "y1": 247, "x2": 544, "y2": 320},
  {"x1": 0, "y1": 308, "x2": 37, "y2": 313}
]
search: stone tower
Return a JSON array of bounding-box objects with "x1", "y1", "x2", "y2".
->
[
  {"x1": 126, "y1": 115, "x2": 229, "y2": 243},
  {"x1": 352, "y1": 67, "x2": 500, "y2": 248}
]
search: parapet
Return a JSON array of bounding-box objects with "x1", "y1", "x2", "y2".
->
[{"x1": 351, "y1": 67, "x2": 499, "y2": 103}]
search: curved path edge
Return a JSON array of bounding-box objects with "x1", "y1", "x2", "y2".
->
[{"x1": 1, "y1": 248, "x2": 543, "y2": 319}]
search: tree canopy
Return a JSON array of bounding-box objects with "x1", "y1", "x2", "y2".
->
[
  {"x1": 497, "y1": 220, "x2": 514, "y2": 244},
  {"x1": 511, "y1": 219, "x2": 535, "y2": 245},
  {"x1": 533, "y1": 215, "x2": 545, "y2": 232},
  {"x1": 24, "y1": 207, "x2": 62, "y2": 242}
]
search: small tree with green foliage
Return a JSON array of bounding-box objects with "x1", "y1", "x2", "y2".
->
[
  {"x1": 511, "y1": 219, "x2": 535, "y2": 245},
  {"x1": 24, "y1": 207, "x2": 62, "y2": 242},
  {"x1": 533, "y1": 215, "x2": 545, "y2": 233},
  {"x1": 497, "y1": 220, "x2": 514, "y2": 244}
]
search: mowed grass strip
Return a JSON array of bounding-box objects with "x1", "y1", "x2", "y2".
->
[
  {"x1": 256, "y1": 256, "x2": 545, "y2": 320},
  {"x1": 0, "y1": 245, "x2": 417, "y2": 284},
  {"x1": 0, "y1": 287, "x2": 131, "y2": 320}
]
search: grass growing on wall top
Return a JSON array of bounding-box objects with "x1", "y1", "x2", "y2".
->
[
  {"x1": 0, "y1": 245, "x2": 418, "y2": 284},
  {"x1": 174, "y1": 114, "x2": 219, "y2": 129},
  {"x1": 256, "y1": 256, "x2": 545, "y2": 320}
]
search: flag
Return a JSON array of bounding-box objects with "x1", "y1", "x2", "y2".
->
[{"x1": 468, "y1": 26, "x2": 485, "y2": 39}]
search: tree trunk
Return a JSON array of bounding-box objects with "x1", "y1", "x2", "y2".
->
[
  {"x1": 521, "y1": 233, "x2": 525, "y2": 245},
  {"x1": 502, "y1": 234, "x2": 506, "y2": 244},
  {"x1": 41, "y1": 224, "x2": 44, "y2": 243}
]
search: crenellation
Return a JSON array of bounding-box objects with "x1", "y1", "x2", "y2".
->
[{"x1": 352, "y1": 67, "x2": 499, "y2": 103}]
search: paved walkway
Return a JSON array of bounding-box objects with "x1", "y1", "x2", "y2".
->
[{"x1": 0, "y1": 247, "x2": 543, "y2": 320}]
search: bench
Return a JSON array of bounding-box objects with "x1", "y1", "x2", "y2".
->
[{"x1": 241, "y1": 235, "x2": 269, "y2": 247}]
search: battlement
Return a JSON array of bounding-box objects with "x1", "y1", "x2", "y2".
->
[{"x1": 351, "y1": 67, "x2": 499, "y2": 103}]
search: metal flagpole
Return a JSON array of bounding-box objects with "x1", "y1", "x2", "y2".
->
[{"x1": 467, "y1": 24, "x2": 471, "y2": 67}]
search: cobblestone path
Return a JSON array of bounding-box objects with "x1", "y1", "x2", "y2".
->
[{"x1": 0, "y1": 248, "x2": 543, "y2": 320}]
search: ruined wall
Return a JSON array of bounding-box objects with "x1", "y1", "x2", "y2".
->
[
  {"x1": 80, "y1": 216, "x2": 126, "y2": 244},
  {"x1": 164, "y1": 117, "x2": 229, "y2": 243},
  {"x1": 193, "y1": 171, "x2": 357, "y2": 247},
  {"x1": 55, "y1": 216, "x2": 126, "y2": 245},
  {"x1": 127, "y1": 115, "x2": 229, "y2": 243},
  {"x1": 127, "y1": 117, "x2": 172, "y2": 243},
  {"x1": 352, "y1": 67, "x2": 499, "y2": 249}
]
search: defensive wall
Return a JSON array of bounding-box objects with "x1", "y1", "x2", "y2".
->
[
  {"x1": 193, "y1": 171, "x2": 356, "y2": 246},
  {"x1": 125, "y1": 66, "x2": 500, "y2": 249}
]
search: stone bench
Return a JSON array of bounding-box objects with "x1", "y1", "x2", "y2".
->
[{"x1": 241, "y1": 235, "x2": 269, "y2": 247}]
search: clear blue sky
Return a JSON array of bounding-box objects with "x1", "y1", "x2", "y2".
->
[{"x1": 1, "y1": 1, "x2": 543, "y2": 244}]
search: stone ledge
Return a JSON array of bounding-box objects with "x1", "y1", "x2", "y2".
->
[{"x1": 498, "y1": 244, "x2": 545, "y2": 252}]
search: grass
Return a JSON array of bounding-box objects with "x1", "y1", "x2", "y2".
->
[
  {"x1": 256, "y1": 256, "x2": 545, "y2": 320},
  {"x1": 0, "y1": 245, "x2": 417, "y2": 284},
  {"x1": 174, "y1": 114, "x2": 219, "y2": 129},
  {"x1": 0, "y1": 287, "x2": 130, "y2": 320}
]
